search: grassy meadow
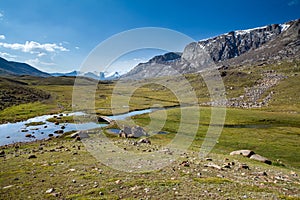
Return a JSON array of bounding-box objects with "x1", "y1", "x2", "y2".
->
[{"x1": 0, "y1": 61, "x2": 300, "y2": 199}]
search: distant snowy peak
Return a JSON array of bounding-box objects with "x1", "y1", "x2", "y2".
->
[{"x1": 100, "y1": 71, "x2": 120, "y2": 80}]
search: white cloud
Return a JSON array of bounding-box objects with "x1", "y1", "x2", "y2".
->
[
  {"x1": 75, "y1": 46, "x2": 80, "y2": 50},
  {"x1": 108, "y1": 58, "x2": 147, "y2": 75},
  {"x1": 0, "y1": 12, "x2": 3, "y2": 18},
  {"x1": 0, "y1": 35, "x2": 5, "y2": 40},
  {"x1": 37, "y1": 52, "x2": 46, "y2": 57},
  {"x1": 0, "y1": 41, "x2": 69, "y2": 54},
  {"x1": 26, "y1": 58, "x2": 56, "y2": 68},
  {"x1": 0, "y1": 51, "x2": 17, "y2": 59}
]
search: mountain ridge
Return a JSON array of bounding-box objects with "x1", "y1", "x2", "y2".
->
[
  {"x1": 0, "y1": 57, "x2": 50, "y2": 77},
  {"x1": 123, "y1": 18, "x2": 300, "y2": 79}
]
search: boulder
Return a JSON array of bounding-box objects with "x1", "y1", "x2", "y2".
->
[
  {"x1": 204, "y1": 163, "x2": 222, "y2": 170},
  {"x1": 119, "y1": 126, "x2": 148, "y2": 138},
  {"x1": 45, "y1": 188, "x2": 55, "y2": 194},
  {"x1": 239, "y1": 163, "x2": 250, "y2": 170},
  {"x1": 54, "y1": 130, "x2": 64, "y2": 134},
  {"x1": 137, "y1": 138, "x2": 151, "y2": 144},
  {"x1": 250, "y1": 154, "x2": 272, "y2": 165},
  {"x1": 98, "y1": 116, "x2": 114, "y2": 123},
  {"x1": 131, "y1": 126, "x2": 149, "y2": 138},
  {"x1": 118, "y1": 126, "x2": 131, "y2": 138},
  {"x1": 78, "y1": 132, "x2": 89, "y2": 139},
  {"x1": 28, "y1": 154, "x2": 37, "y2": 159},
  {"x1": 70, "y1": 132, "x2": 79, "y2": 138},
  {"x1": 0, "y1": 150, "x2": 5, "y2": 157},
  {"x1": 230, "y1": 150, "x2": 255, "y2": 157}
]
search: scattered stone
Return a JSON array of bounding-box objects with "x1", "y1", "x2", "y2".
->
[
  {"x1": 70, "y1": 132, "x2": 79, "y2": 138},
  {"x1": 204, "y1": 163, "x2": 222, "y2": 170},
  {"x1": 54, "y1": 122, "x2": 59, "y2": 125},
  {"x1": 180, "y1": 161, "x2": 190, "y2": 167},
  {"x1": 222, "y1": 164, "x2": 231, "y2": 169},
  {"x1": 25, "y1": 134, "x2": 32, "y2": 138},
  {"x1": 0, "y1": 150, "x2": 5, "y2": 157},
  {"x1": 54, "y1": 130, "x2": 64, "y2": 134},
  {"x1": 61, "y1": 126, "x2": 65, "y2": 129},
  {"x1": 205, "y1": 158, "x2": 213, "y2": 161},
  {"x1": 251, "y1": 172, "x2": 267, "y2": 176},
  {"x1": 28, "y1": 155, "x2": 37, "y2": 159},
  {"x1": 99, "y1": 191, "x2": 104, "y2": 195},
  {"x1": 115, "y1": 180, "x2": 121, "y2": 184},
  {"x1": 21, "y1": 129, "x2": 28, "y2": 132},
  {"x1": 250, "y1": 154, "x2": 272, "y2": 165},
  {"x1": 230, "y1": 150, "x2": 255, "y2": 157},
  {"x1": 74, "y1": 136, "x2": 81, "y2": 141},
  {"x1": 72, "y1": 179, "x2": 76, "y2": 183},
  {"x1": 3, "y1": 185, "x2": 14, "y2": 189},
  {"x1": 45, "y1": 188, "x2": 55, "y2": 194},
  {"x1": 144, "y1": 188, "x2": 150, "y2": 193},
  {"x1": 51, "y1": 192, "x2": 61, "y2": 197},
  {"x1": 239, "y1": 163, "x2": 250, "y2": 170},
  {"x1": 6, "y1": 136, "x2": 10, "y2": 138},
  {"x1": 137, "y1": 138, "x2": 151, "y2": 144},
  {"x1": 290, "y1": 171, "x2": 298, "y2": 177},
  {"x1": 48, "y1": 134, "x2": 54, "y2": 137}
]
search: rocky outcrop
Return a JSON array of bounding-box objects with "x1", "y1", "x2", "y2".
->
[
  {"x1": 204, "y1": 70, "x2": 287, "y2": 108},
  {"x1": 186, "y1": 23, "x2": 285, "y2": 63}
]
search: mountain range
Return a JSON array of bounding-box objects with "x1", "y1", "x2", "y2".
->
[
  {"x1": 124, "y1": 18, "x2": 300, "y2": 79},
  {"x1": 0, "y1": 18, "x2": 299, "y2": 79}
]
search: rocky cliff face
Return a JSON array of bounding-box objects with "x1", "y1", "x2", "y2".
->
[
  {"x1": 123, "y1": 19, "x2": 300, "y2": 79},
  {"x1": 197, "y1": 24, "x2": 285, "y2": 62}
]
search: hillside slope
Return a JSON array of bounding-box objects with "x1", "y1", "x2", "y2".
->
[{"x1": 0, "y1": 57, "x2": 50, "y2": 77}]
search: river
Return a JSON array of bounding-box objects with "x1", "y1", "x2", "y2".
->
[{"x1": 0, "y1": 109, "x2": 153, "y2": 146}]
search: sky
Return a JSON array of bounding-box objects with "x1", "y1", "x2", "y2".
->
[{"x1": 0, "y1": 0, "x2": 299, "y2": 73}]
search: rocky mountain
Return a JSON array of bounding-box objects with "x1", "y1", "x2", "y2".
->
[
  {"x1": 124, "y1": 19, "x2": 300, "y2": 79},
  {"x1": 0, "y1": 57, "x2": 50, "y2": 77},
  {"x1": 124, "y1": 52, "x2": 182, "y2": 79}
]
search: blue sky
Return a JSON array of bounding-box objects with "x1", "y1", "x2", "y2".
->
[{"x1": 0, "y1": 0, "x2": 299, "y2": 73}]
